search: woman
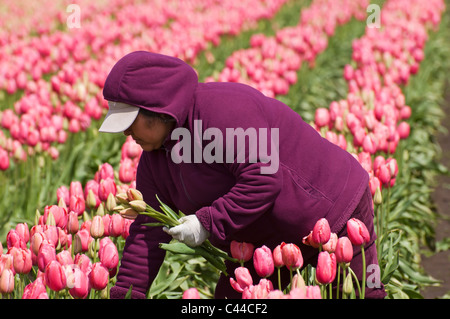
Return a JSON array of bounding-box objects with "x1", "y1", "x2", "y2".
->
[{"x1": 99, "y1": 51, "x2": 386, "y2": 299}]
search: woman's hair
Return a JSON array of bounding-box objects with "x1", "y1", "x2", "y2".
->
[{"x1": 139, "y1": 108, "x2": 175, "y2": 125}]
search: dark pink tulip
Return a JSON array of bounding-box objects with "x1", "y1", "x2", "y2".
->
[
  {"x1": 347, "y1": 218, "x2": 371, "y2": 246},
  {"x1": 316, "y1": 252, "x2": 337, "y2": 285},
  {"x1": 253, "y1": 245, "x2": 274, "y2": 278},
  {"x1": 6, "y1": 229, "x2": 27, "y2": 250},
  {"x1": 98, "y1": 241, "x2": 119, "y2": 271},
  {"x1": 37, "y1": 241, "x2": 56, "y2": 272},
  {"x1": 44, "y1": 205, "x2": 68, "y2": 228},
  {"x1": 302, "y1": 231, "x2": 320, "y2": 248},
  {"x1": 69, "y1": 194, "x2": 85, "y2": 216},
  {"x1": 56, "y1": 185, "x2": 70, "y2": 206},
  {"x1": 0, "y1": 148, "x2": 10, "y2": 171},
  {"x1": 119, "y1": 158, "x2": 135, "y2": 183},
  {"x1": 230, "y1": 241, "x2": 254, "y2": 264},
  {"x1": 45, "y1": 260, "x2": 66, "y2": 291},
  {"x1": 280, "y1": 242, "x2": 303, "y2": 270},
  {"x1": 335, "y1": 236, "x2": 353, "y2": 264},
  {"x1": 312, "y1": 218, "x2": 331, "y2": 245},
  {"x1": 98, "y1": 178, "x2": 117, "y2": 202},
  {"x1": 74, "y1": 253, "x2": 93, "y2": 275},
  {"x1": 89, "y1": 262, "x2": 109, "y2": 290}
]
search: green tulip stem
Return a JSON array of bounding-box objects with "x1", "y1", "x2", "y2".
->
[{"x1": 361, "y1": 245, "x2": 366, "y2": 299}]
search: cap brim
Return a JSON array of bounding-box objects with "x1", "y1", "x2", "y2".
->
[{"x1": 99, "y1": 101, "x2": 140, "y2": 133}]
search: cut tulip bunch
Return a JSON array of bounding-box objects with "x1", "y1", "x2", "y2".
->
[
  {"x1": 112, "y1": 189, "x2": 238, "y2": 276},
  {"x1": 182, "y1": 217, "x2": 373, "y2": 299}
]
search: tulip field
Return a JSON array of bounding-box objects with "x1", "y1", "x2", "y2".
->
[{"x1": 1, "y1": 0, "x2": 450, "y2": 301}]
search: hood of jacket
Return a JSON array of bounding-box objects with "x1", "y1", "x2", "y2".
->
[{"x1": 102, "y1": 51, "x2": 198, "y2": 128}]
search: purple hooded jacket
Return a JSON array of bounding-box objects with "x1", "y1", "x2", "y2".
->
[{"x1": 103, "y1": 51, "x2": 369, "y2": 298}]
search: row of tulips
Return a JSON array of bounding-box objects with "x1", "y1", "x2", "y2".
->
[
  {"x1": 0, "y1": 162, "x2": 137, "y2": 298},
  {"x1": 0, "y1": 0, "x2": 288, "y2": 169},
  {"x1": 182, "y1": 217, "x2": 372, "y2": 299},
  {"x1": 206, "y1": 0, "x2": 370, "y2": 98}
]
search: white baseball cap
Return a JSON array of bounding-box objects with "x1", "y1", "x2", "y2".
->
[{"x1": 99, "y1": 101, "x2": 140, "y2": 133}]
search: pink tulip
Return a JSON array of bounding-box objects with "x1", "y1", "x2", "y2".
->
[
  {"x1": 98, "y1": 241, "x2": 119, "y2": 271},
  {"x1": 89, "y1": 262, "x2": 109, "y2": 290},
  {"x1": 347, "y1": 218, "x2": 371, "y2": 246},
  {"x1": 249, "y1": 278, "x2": 273, "y2": 299},
  {"x1": 0, "y1": 148, "x2": 10, "y2": 171},
  {"x1": 56, "y1": 250, "x2": 74, "y2": 266},
  {"x1": 98, "y1": 178, "x2": 117, "y2": 202},
  {"x1": 45, "y1": 260, "x2": 67, "y2": 291},
  {"x1": 302, "y1": 231, "x2": 320, "y2": 248},
  {"x1": 98, "y1": 163, "x2": 115, "y2": 182},
  {"x1": 253, "y1": 245, "x2": 274, "y2": 278},
  {"x1": 37, "y1": 242, "x2": 56, "y2": 272},
  {"x1": 0, "y1": 268, "x2": 15, "y2": 294},
  {"x1": 30, "y1": 231, "x2": 46, "y2": 255},
  {"x1": 68, "y1": 266, "x2": 90, "y2": 299},
  {"x1": 315, "y1": 108, "x2": 330, "y2": 128},
  {"x1": 312, "y1": 218, "x2": 331, "y2": 245},
  {"x1": 280, "y1": 242, "x2": 303, "y2": 270},
  {"x1": 305, "y1": 285, "x2": 322, "y2": 299},
  {"x1": 316, "y1": 252, "x2": 337, "y2": 285},
  {"x1": 44, "y1": 205, "x2": 68, "y2": 228},
  {"x1": 322, "y1": 233, "x2": 338, "y2": 253},
  {"x1": 272, "y1": 244, "x2": 284, "y2": 268},
  {"x1": 335, "y1": 236, "x2": 353, "y2": 264},
  {"x1": 230, "y1": 241, "x2": 254, "y2": 264},
  {"x1": 69, "y1": 194, "x2": 85, "y2": 216},
  {"x1": 74, "y1": 253, "x2": 93, "y2": 275},
  {"x1": 67, "y1": 210, "x2": 79, "y2": 234},
  {"x1": 108, "y1": 213, "x2": 124, "y2": 237},
  {"x1": 12, "y1": 248, "x2": 33, "y2": 274},
  {"x1": 182, "y1": 287, "x2": 201, "y2": 299},
  {"x1": 119, "y1": 158, "x2": 135, "y2": 183},
  {"x1": 43, "y1": 225, "x2": 59, "y2": 247},
  {"x1": 22, "y1": 277, "x2": 48, "y2": 299},
  {"x1": 73, "y1": 229, "x2": 93, "y2": 253},
  {"x1": 230, "y1": 267, "x2": 253, "y2": 293},
  {"x1": 90, "y1": 215, "x2": 104, "y2": 238},
  {"x1": 15, "y1": 223, "x2": 30, "y2": 244},
  {"x1": 6, "y1": 229, "x2": 27, "y2": 250}
]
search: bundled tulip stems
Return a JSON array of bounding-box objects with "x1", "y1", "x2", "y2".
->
[{"x1": 112, "y1": 189, "x2": 238, "y2": 276}]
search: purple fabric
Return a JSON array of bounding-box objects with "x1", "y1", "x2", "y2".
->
[{"x1": 103, "y1": 51, "x2": 377, "y2": 298}]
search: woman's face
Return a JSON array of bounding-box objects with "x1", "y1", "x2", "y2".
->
[{"x1": 123, "y1": 113, "x2": 174, "y2": 152}]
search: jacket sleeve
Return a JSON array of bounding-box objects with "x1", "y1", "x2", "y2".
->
[
  {"x1": 194, "y1": 87, "x2": 283, "y2": 247},
  {"x1": 111, "y1": 152, "x2": 172, "y2": 299}
]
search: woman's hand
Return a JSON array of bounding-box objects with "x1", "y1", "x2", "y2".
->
[{"x1": 163, "y1": 215, "x2": 210, "y2": 247}]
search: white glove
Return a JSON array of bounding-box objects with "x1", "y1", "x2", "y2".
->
[{"x1": 163, "y1": 215, "x2": 210, "y2": 247}]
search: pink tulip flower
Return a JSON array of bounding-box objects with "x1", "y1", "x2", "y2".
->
[
  {"x1": 253, "y1": 245, "x2": 274, "y2": 278},
  {"x1": 98, "y1": 178, "x2": 117, "y2": 202},
  {"x1": 45, "y1": 260, "x2": 67, "y2": 291},
  {"x1": 98, "y1": 241, "x2": 119, "y2": 271},
  {"x1": 89, "y1": 262, "x2": 109, "y2": 290},
  {"x1": 15, "y1": 223, "x2": 30, "y2": 244},
  {"x1": 312, "y1": 218, "x2": 331, "y2": 245},
  {"x1": 0, "y1": 268, "x2": 15, "y2": 294},
  {"x1": 280, "y1": 242, "x2": 303, "y2": 270},
  {"x1": 90, "y1": 215, "x2": 104, "y2": 238},
  {"x1": 22, "y1": 277, "x2": 48, "y2": 299},
  {"x1": 322, "y1": 233, "x2": 338, "y2": 253},
  {"x1": 68, "y1": 267, "x2": 90, "y2": 299},
  {"x1": 12, "y1": 247, "x2": 33, "y2": 274},
  {"x1": 230, "y1": 241, "x2": 254, "y2": 264},
  {"x1": 230, "y1": 267, "x2": 253, "y2": 293},
  {"x1": 182, "y1": 287, "x2": 201, "y2": 299},
  {"x1": 67, "y1": 210, "x2": 80, "y2": 234},
  {"x1": 37, "y1": 241, "x2": 56, "y2": 272},
  {"x1": 316, "y1": 252, "x2": 337, "y2": 285},
  {"x1": 272, "y1": 244, "x2": 284, "y2": 268},
  {"x1": 347, "y1": 218, "x2": 371, "y2": 246},
  {"x1": 335, "y1": 236, "x2": 353, "y2": 264}
]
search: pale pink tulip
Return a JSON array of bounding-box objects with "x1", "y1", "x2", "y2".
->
[
  {"x1": 0, "y1": 268, "x2": 15, "y2": 294},
  {"x1": 280, "y1": 242, "x2": 303, "y2": 270}
]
